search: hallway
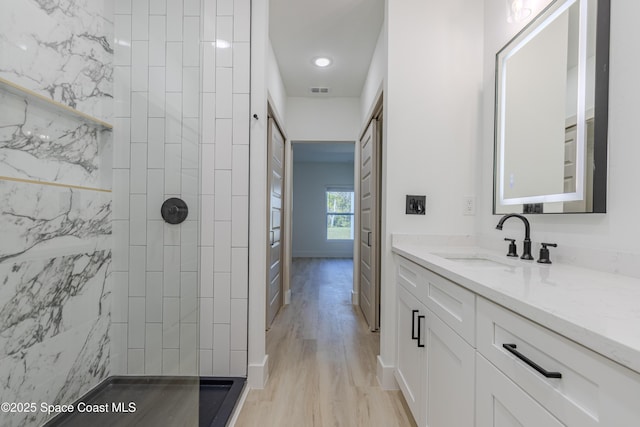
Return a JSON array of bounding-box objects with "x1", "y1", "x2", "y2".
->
[{"x1": 235, "y1": 258, "x2": 414, "y2": 426}]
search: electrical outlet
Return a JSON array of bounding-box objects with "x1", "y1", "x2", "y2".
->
[{"x1": 463, "y1": 196, "x2": 475, "y2": 216}]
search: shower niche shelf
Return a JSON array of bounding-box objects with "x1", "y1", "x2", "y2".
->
[
  {"x1": 0, "y1": 76, "x2": 113, "y2": 130},
  {"x1": 0, "y1": 76, "x2": 114, "y2": 192}
]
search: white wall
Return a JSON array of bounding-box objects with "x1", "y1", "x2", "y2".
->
[
  {"x1": 360, "y1": 23, "x2": 387, "y2": 124},
  {"x1": 248, "y1": 0, "x2": 270, "y2": 388},
  {"x1": 286, "y1": 97, "x2": 361, "y2": 141},
  {"x1": 268, "y1": 39, "x2": 287, "y2": 123},
  {"x1": 378, "y1": 0, "x2": 484, "y2": 384},
  {"x1": 292, "y1": 161, "x2": 355, "y2": 258},
  {"x1": 479, "y1": 0, "x2": 640, "y2": 275}
]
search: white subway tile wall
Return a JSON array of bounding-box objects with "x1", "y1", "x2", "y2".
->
[
  {"x1": 115, "y1": 0, "x2": 132, "y2": 15},
  {"x1": 146, "y1": 272, "x2": 164, "y2": 322},
  {"x1": 111, "y1": 323, "x2": 129, "y2": 374},
  {"x1": 128, "y1": 349, "x2": 145, "y2": 375},
  {"x1": 149, "y1": 0, "x2": 167, "y2": 16},
  {"x1": 112, "y1": 0, "x2": 250, "y2": 376},
  {"x1": 145, "y1": 323, "x2": 163, "y2": 374},
  {"x1": 113, "y1": 118, "x2": 132, "y2": 168}
]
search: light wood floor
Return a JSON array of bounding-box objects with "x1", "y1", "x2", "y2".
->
[{"x1": 235, "y1": 258, "x2": 416, "y2": 427}]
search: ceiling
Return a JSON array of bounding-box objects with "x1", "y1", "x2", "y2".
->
[
  {"x1": 293, "y1": 142, "x2": 355, "y2": 164},
  {"x1": 269, "y1": 0, "x2": 385, "y2": 98}
]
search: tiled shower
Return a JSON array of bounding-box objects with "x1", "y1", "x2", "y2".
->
[{"x1": 0, "y1": 0, "x2": 250, "y2": 425}]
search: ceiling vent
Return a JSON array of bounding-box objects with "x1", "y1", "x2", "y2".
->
[{"x1": 310, "y1": 87, "x2": 330, "y2": 94}]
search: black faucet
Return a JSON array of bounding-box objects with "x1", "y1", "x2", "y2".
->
[{"x1": 496, "y1": 214, "x2": 534, "y2": 260}]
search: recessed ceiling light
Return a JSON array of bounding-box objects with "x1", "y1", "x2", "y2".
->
[{"x1": 313, "y1": 57, "x2": 332, "y2": 68}]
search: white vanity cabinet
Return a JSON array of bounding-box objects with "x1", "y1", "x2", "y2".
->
[
  {"x1": 395, "y1": 256, "x2": 475, "y2": 427},
  {"x1": 476, "y1": 297, "x2": 640, "y2": 426},
  {"x1": 394, "y1": 252, "x2": 640, "y2": 427},
  {"x1": 396, "y1": 284, "x2": 428, "y2": 426}
]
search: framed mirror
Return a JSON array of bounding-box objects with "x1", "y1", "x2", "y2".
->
[{"x1": 493, "y1": 0, "x2": 610, "y2": 214}]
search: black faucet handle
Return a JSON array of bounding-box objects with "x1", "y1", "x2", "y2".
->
[
  {"x1": 537, "y1": 242, "x2": 558, "y2": 264},
  {"x1": 504, "y1": 238, "x2": 518, "y2": 257}
]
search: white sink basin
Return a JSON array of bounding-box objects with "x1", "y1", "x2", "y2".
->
[{"x1": 434, "y1": 253, "x2": 514, "y2": 268}]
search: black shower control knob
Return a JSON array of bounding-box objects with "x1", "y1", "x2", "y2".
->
[{"x1": 161, "y1": 198, "x2": 189, "y2": 224}]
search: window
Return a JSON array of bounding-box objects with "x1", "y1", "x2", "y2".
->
[{"x1": 326, "y1": 189, "x2": 355, "y2": 240}]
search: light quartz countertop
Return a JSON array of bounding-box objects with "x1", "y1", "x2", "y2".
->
[{"x1": 392, "y1": 240, "x2": 640, "y2": 375}]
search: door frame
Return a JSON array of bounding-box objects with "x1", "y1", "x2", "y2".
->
[
  {"x1": 267, "y1": 104, "x2": 290, "y2": 319},
  {"x1": 355, "y1": 92, "x2": 383, "y2": 329},
  {"x1": 284, "y1": 139, "x2": 357, "y2": 274}
]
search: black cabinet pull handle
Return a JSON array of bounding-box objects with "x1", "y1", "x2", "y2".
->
[
  {"x1": 417, "y1": 315, "x2": 425, "y2": 348},
  {"x1": 411, "y1": 310, "x2": 419, "y2": 340},
  {"x1": 367, "y1": 231, "x2": 371, "y2": 247},
  {"x1": 502, "y1": 344, "x2": 562, "y2": 379}
]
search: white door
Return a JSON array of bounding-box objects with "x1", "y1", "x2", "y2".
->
[
  {"x1": 359, "y1": 119, "x2": 379, "y2": 330},
  {"x1": 267, "y1": 118, "x2": 285, "y2": 328}
]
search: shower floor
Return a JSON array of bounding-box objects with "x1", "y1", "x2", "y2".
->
[{"x1": 45, "y1": 376, "x2": 245, "y2": 427}]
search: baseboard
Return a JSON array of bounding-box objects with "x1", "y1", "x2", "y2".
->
[
  {"x1": 284, "y1": 289, "x2": 291, "y2": 305},
  {"x1": 351, "y1": 290, "x2": 358, "y2": 305},
  {"x1": 247, "y1": 354, "x2": 269, "y2": 389},
  {"x1": 376, "y1": 355, "x2": 398, "y2": 390},
  {"x1": 292, "y1": 251, "x2": 354, "y2": 258}
]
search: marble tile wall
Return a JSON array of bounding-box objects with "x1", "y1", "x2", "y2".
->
[
  {"x1": 0, "y1": 182, "x2": 112, "y2": 427},
  {"x1": 0, "y1": 1, "x2": 113, "y2": 426},
  {"x1": 0, "y1": 89, "x2": 112, "y2": 190},
  {"x1": 112, "y1": 0, "x2": 250, "y2": 377},
  {"x1": 0, "y1": 0, "x2": 114, "y2": 122}
]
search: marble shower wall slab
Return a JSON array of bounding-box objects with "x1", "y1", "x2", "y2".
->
[
  {"x1": 0, "y1": 1, "x2": 114, "y2": 425},
  {"x1": 0, "y1": 179, "x2": 112, "y2": 427},
  {"x1": 0, "y1": 89, "x2": 112, "y2": 190},
  {"x1": 0, "y1": 250, "x2": 111, "y2": 427},
  {"x1": 0, "y1": 180, "x2": 111, "y2": 262},
  {"x1": 0, "y1": 0, "x2": 114, "y2": 122}
]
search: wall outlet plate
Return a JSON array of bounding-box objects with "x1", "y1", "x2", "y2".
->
[
  {"x1": 406, "y1": 195, "x2": 426, "y2": 215},
  {"x1": 463, "y1": 196, "x2": 475, "y2": 216}
]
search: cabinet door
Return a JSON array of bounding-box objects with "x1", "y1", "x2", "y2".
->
[
  {"x1": 395, "y1": 285, "x2": 426, "y2": 426},
  {"x1": 426, "y1": 312, "x2": 474, "y2": 427},
  {"x1": 476, "y1": 354, "x2": 564, "y2": 427}
]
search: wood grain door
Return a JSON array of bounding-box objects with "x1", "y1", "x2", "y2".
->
[
  {"x1": 267, "y1": 118, "x2": 285, "y2": 328},
  {"x1": 359, "y1": 119, "x2": 379, "y2": 331}
]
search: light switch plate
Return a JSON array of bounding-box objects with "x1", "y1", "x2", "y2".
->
[{"x1": 406, "y1": 195, "x2": 426, "y2": 215}]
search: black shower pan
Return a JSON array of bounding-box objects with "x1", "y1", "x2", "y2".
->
[{"x1": 44, "y1": 376, "x2": 245, "y2": 427}]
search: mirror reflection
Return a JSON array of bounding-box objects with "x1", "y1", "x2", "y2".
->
[{"x1": 494, "y1": 0, "x2": 609, "y2": 214}]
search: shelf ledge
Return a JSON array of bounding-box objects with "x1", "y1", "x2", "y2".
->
[
  {"x1": 0, "y1": 176, "x2": 112, "y2": 193},
  {"x1": 0, "y1": 76, "x2": 113, "y2": 130}
]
